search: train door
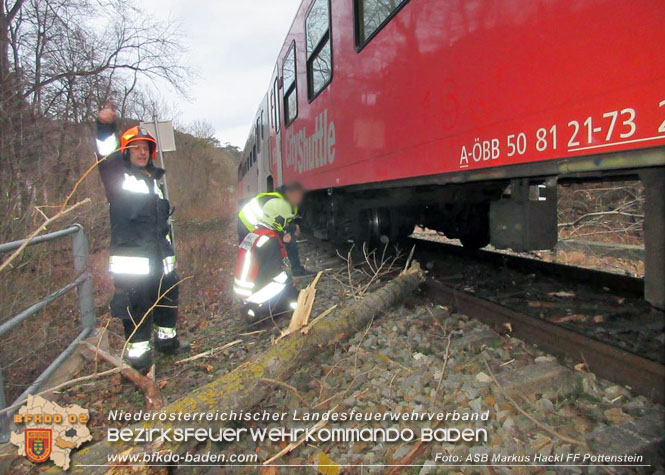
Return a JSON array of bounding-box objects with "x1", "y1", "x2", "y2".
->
[
  {"x1": 260, "y1": 107, "x2": 269, "y2": 189},
  {"x1": 271, "y1": 72, "x2": 283, "y2": 187},
  {"x1": 256, "y1": 100, "x2": 267, "y2": 193}
]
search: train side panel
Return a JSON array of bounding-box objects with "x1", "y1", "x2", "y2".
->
[
  {"x1": 255, "y1": 0, "x2": 665, "y2": 308},
  {"x1": 238, "y1": 94, "x2": 270, "y2": 202},
  {"x1": 273, "y1": 0, "x2": 665, "y2": 190}
]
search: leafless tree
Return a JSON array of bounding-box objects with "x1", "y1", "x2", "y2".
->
[
  {"x1": 0, "y1": 0, "x2": 190, "y2": 241},
  {"x1": 188, "y1": 120, "x2": 219, "y2": 147}
]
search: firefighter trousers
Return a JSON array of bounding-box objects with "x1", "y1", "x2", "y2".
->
[
  {"x1": 110, "y1": 271, "x2": 180, "y2": 343},
  {"x1": 242, "y1": 283, "x2": 299, "y2": 323}
]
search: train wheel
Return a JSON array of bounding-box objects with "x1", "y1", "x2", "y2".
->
[
  {"x1": 460, "y1": 232, "x2": 490, "y2": 250},
  {"x1": 460, "y1": 203, "x2": 490, "y2": 250},
  {"x1": 357, "y1": 207, "x2": 416, "y2": 249},
  {"x1": 359, "y1": 208, "x2": 391, "y2": 248}
]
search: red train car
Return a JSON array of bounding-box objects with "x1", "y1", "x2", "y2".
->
[{"x1": 237, "y1": 0, "x2": 665, "y2": 308}]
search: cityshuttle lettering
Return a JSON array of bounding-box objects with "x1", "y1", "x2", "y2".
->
[{"x1": 285, "y1": 109, "x2": 336, "y2": 173}]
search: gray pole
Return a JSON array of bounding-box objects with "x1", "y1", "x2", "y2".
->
[
  {"x1": 0, "y1": 367, "x2": 9, "y2": 443},
  {"x1": 152, "y1": 115, "x2": 176, "y2": 252},
  {"x1": 72, "y1": 225, "x2": 96, "y2": 331}
]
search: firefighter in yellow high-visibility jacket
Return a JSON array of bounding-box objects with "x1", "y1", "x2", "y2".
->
[
  {"x1": 234, "y1": 198, "x2": 299, "y2": 323},
  {"x1": 237, "y1": 182, "x2": 314, "y2": 276}
]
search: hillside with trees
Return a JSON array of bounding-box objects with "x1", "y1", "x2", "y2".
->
[
  {"x1": 0, "y1": 0, "x2": 239, "y2": 412},
  {"x1": 1, "y1": 0, "x2": 238, "y2": 246}
]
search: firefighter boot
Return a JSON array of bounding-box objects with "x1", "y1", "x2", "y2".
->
[
  {"x1": 125, "y1": 341, "x2": 152, "y2": 374},
  {"x1": 242, "y1": 306, "x2": 264, "y2": 326},
  {"x1": 154, "y1": 326, "x2": 190, "y2": 355},
  {"x1": 292, "y1": 266, "x2": 315, "y2": 277}
]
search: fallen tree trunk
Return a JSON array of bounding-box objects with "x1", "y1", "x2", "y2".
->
[{"x1": 70, "y1": 265, "x2": 424, "y2": 472}]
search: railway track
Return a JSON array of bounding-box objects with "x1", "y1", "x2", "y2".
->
[
  {"x1": 410, "y1": 235, "x2": 644, "y2": 296},
  {"x1": 299, "y1": 235, "x2": 665, "y2": 406},
  {"x1": 410, "y1": 236, "x2": 665, "y2": 405},
  {"x1": 422, "y1": 279, "x2": 665, "y2": 405},
  {"x1": 286, "y1": 239, "x2": 665, "y2": 470},
  {"x1": 411, "y1": 235, "x2": 664, "y2": 363}
]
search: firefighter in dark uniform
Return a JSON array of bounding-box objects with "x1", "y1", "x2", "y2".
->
[
  {"x1": 95, "y1": 103, "x2": 185, "y2": 372},
  {"x1": 237, "y1": 182, "x2": 313, "y2": 276},
  {"x1": 234, "y1": 198, "x2": 299, "y2": 322}
]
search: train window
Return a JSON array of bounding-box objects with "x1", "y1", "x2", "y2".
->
[
  {"x1": 274, "y1": 77, "x2": 281, "y2": 132},
  {"x1": 306, "y1": 0, "x2": 332, "y2": 100},
  {"x1": 261, "y1": 110, "x2": 265, "y2": 139},
  {"x1": 270, "y1": 92, "x2": 275, "y2": 130},
  {"x1": 283, "y1": 42, "x2": 298, "y2": 126},
  {"x1": 354, "y1": 0, "x2": 409, "y2": 49},
  {"x1": 256, "y1": 119, "x2": 261, "y2": 153}
]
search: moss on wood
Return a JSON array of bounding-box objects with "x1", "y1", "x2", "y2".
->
[{"x1": 69, "y1": 268, "x2": 424, "y2": 472}]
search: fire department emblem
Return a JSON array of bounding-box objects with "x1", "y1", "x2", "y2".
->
[
  {"x1": 25, "y1": 428, "x2": 52, "y2": 463},
  {"x1": 10, "y1": 395, "x2": 92, "y2": 470}
]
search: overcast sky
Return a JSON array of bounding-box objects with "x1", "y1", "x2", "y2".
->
[{"x1": 141, "y1": 0, "x2": 302, "y2": 147}]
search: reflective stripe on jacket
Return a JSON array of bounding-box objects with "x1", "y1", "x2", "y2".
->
[{"x1": 233, "y1": 227, "x2": 289, "y2": 304}]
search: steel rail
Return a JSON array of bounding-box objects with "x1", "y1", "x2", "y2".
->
[
  {"x1": 423, "y1": 279, "x2": 665, "y2": 405},
  {"x1": 303, "y1": 236, "x2": 663, "y2": 402},
  {"x1": 410, "y1": 237, "x2": 644, "y2": 296}
]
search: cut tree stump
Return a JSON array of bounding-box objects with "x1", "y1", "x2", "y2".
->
[
  {"x1": 69, "y1": 264, "x2": 424, "y2": 472},
  {"x1": 276, "y1": 271, "x2": 324, "y2": 343},
  {"x1": 289, "y1": 271, "x2": 322, "y2": 331}
]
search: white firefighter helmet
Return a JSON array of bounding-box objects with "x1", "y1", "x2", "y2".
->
[{"x1": 259, "y1": 198, "x2": 294, "y2": 232}]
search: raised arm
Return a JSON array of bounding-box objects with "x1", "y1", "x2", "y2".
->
[
  {"x1": 97, "y1": 102, "x2": 121, "y2": 156},
  {"x1": 95, "y1": 103, "x2": 125, "y2": 201}
]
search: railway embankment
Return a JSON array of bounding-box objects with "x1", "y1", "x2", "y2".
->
[{"x1": 3, "y1": 224, "x2": 663, "y2": 473}]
